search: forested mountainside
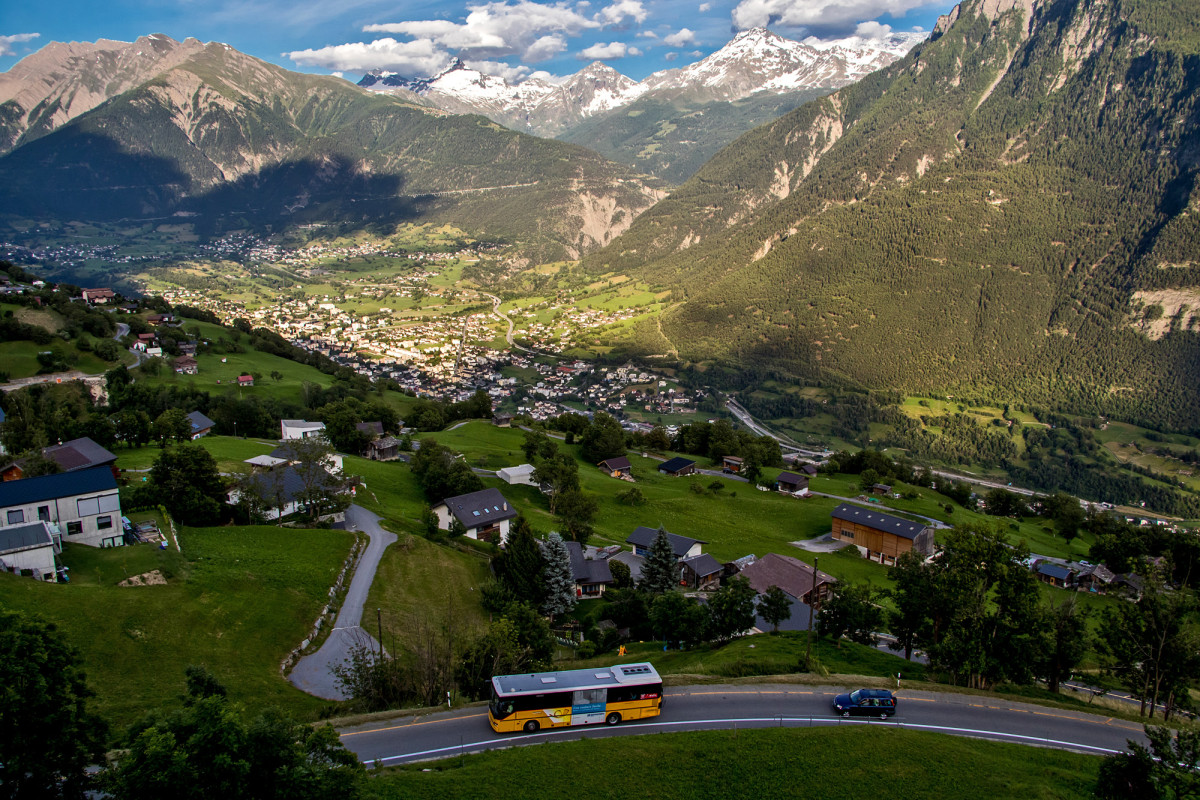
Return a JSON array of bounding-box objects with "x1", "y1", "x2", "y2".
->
[
  {"x1": 559, "y1": 88, "x2": 830, "y2": 185},
  {"x1": 585, "y1": 0, "x2": 1200, "y2": 430},
  {"x1": 0, "y1": 38, "x2": 661, "y2": 259}
]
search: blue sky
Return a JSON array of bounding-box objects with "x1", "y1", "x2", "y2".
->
[{"x1": 1, "y1": 0, "x2": 957, "y2": 82}]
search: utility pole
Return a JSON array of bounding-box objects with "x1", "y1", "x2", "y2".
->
[
  {"x1": 377, "y1": 607, "x2": 384, "y2": 661},
  {"x1": 805, "y1": 556, "x2": 818, "y2": 670}
]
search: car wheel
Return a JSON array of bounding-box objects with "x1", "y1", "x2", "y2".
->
[
  {"x1": 606, "y1": 712, "x2": 622, "y2": 726},
  {"x1": 880, "y1": 712, "x2": 889, "y2": 720},
  {"x1": 524, "y1": 720, "x2": 540, "y2": 733},
  {"x1": 841, "y1": 710, "x2": 850, "y2": 718}
]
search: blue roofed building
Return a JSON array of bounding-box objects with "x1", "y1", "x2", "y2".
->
[{"x1": 0, "y1": 466, "x2": 123, "y2": 548}]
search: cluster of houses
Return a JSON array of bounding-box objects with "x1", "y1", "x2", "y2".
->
[{"x1": 1032, "y1": 559, "x2": 1144, "y2": 597}]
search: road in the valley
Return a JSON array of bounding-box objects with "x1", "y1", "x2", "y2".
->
[
  {"x1": 339, "y1": 683, "x2": 1147, "y2": 766},
  {"x1": 480, "y1": 291, "x2": 560, "y2": 359},
  {"x1": 289, "y1": 505, "x2": 396, "y2": 701}
]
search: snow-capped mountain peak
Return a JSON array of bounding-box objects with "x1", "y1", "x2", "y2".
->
[{"x1": 357, "y1": 27, "x2": 925, "y2": 134}]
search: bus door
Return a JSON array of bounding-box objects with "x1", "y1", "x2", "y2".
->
[{"x1": 571, "y1": 688, "x2": 607, "y2": 725}]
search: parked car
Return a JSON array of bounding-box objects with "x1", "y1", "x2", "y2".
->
[{"x1": 832, "y1": 689, "x2": 897, "y2": 718}]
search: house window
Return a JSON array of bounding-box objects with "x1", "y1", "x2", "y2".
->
[
  {"x1": 77, "y1": 497, "x2": 101, "y2": 517},
  {"x1": 841, "y1": 529, "x2": 854, "y2": 539},
  {"x1": 38, "y1": 506, "x2": 50, "y2": 521},
  {"x1": 6, "y1": 509, "x2": 24, "y2": 524},
  {"x1": 67, "y1": 521, "x2": 83, "y2": 535},
  {"x1": 97, "y1": 515, "x2": 113, "y2": 530},
  {"x1": 101, "y1": 536, "x2": 122, "y2": 548}
]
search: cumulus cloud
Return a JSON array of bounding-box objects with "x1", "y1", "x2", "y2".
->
[
  {"x1": 468, "y1": 59, "x2": 533, "y2": 80},
  {"x1": 853, "y1": 20, "x2": 894, "y2": 39},
  {"x1": 0, "y1": 32, "x2": 40, "y2": 57},
  {"x1": 360, "y1": 0, "x2": 645, "y2": 63},
  {"x1": 731, "y1": 0, "x2": 938, "y2": 33},
  {"x1": 578, "y1": 41, "x2": 639, "y2": 59},
  {"x1": 662, "y1": 27, "x2": 696, "y2": 47},
  {"x1": 699, "y1": 2, "x2": 712, "y2": 10},
  {"x1": 598, "y1": 0, "x2": 648, "y2": 24},
  {"x1": 287, "y1": 37, "x2": 452, "y2": 74}
]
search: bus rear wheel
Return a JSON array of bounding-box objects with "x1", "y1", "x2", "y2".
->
[
  {"x1": 605, "y1": 713, "x2": 621, "y2": 726},
  {"x1": 524, "y1": 720, "x2": 540, "y2": 733}
]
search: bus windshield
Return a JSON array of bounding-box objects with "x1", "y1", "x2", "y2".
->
[{"x1": 489, "y1": 689, "x2": 515, "y2": 720}]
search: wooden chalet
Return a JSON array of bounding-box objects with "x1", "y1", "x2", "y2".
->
[
  {"x1": 830, "y1": 503, "x2": 935, "y2": 566},
  {"x1": 775, "y1": 471, "x2": 809, "y2": 494},
  {"x1": 598, "y1": 456, "x2": 632, "y2": 477},
  {"x1": 657, "y1": 456, "x2": 697, "y2": 477},
  {"x1": 679, "y1": 554, "x2": 723, "y2": 591},
  {"x1": 722, "y1": 455, "x2": 744, "y2": 473}
]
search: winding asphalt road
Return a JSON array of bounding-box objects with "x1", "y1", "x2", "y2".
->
[
  {"x1": 340, "y1": 683, "x2": 1148, "y2": 765},
  {"x1": 289, "y1": 505, "x2": 396, "y2": 700}
]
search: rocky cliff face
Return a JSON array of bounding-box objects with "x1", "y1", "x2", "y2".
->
[{"x1": 0, "y1": 34, "x2": 207, "y2": 153}]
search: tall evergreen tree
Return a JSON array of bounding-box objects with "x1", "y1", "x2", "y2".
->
[
  {"x1": 541, "y1": 532, "x2": 577, "y2": 617},
  {"x1": 492, "y1": 515, "x2": 546, "y2": 608},
  {"x1": 639, "y1": 527, "x2": 678, "y2": 596}
]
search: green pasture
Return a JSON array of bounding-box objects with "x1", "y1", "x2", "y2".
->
[{"x1": 0, "y1": 525, "x2": 354, "y2": 730}]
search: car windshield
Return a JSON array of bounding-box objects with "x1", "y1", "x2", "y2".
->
[{"x1": 849, "y1": 690, "x2": 861, "y2": 703}]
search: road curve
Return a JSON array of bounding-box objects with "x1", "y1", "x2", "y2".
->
[
  {"x1": 340, "y1": 683, "x2": 1147, "y2": 765},
  {"x1": 289, "y1": 505, "x2": 396, "y2": 700}
]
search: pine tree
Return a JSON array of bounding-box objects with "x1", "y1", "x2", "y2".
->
[
  {"x1": 639, "y1": 527, "x2": 677, "y2": 596},
  {"x1": 492, "y1": 515, "x2": 546, "y2": 608},
  {"x1": 541, "y1": 532, "x2": 577, "y2": 617}
]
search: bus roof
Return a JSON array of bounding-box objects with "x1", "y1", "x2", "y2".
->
[{"x1": 491, "y1": 663, "x2": 661, "y2": 696}]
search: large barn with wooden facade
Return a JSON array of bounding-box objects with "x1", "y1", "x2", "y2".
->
[{"x1": 830, "y1": 503, "x2": 935, "y2": 566}]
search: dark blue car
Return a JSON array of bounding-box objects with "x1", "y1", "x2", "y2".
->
[{"x1": 832, "y1": 688, "x2": 897, "y2": 718}]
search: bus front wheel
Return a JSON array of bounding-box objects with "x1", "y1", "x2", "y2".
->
[
  {"x1": 605, "y1": 713, "x2": 621, "y2": 726},
  {"x1": 524, "y1": 720, "x2": 540, "y2": 733}
]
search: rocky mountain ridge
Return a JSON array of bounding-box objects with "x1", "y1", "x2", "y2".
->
[{"x1": 359, "y1": 27, "x2": 926, "y2": 137}]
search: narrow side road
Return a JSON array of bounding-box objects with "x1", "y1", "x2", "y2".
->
[{"x1": 289, "y1": 505, "x2": 396, "y2": 701}]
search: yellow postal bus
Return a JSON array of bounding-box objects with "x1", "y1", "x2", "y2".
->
[{"x1": 489, "y1": 662, "x2": 663, "y2": 733}]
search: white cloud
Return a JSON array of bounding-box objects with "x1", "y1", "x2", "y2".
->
[
  {"x1": 599, "y1": 0, "x2": 648, "y2": 24},
  {"x1": 664, "y1": 51, "x2": 679, "y2": 61},
  {"x1": 662, "y1": 27, "x2": 696, "y2": 47},
  {"x1": 578, "y1": 41, "x2": 635, "y2": 59},
  {"x1": 0, "y1": 32, "x2": 39, "y2": 57},
  {"x1": 467, "y1": 59, "x2": 533, "y2": 80},
  {"x1": 524, "y1": 33, "x2": 568, "y2": 61},
  {"x1": 362, "y1": 0, "x2": 643, "y2": 62},
  {"x1": 853, "y1": 20, "x2": 893, "y2": 40},
  {"x1": 287, "y1": 37, "x2": 452, "y2": 75},
  {"x1": 699, "y1": 2, "x2": 712, "y2": 10},
  {"x1": 731, "y1": 0, "x2": 939, "y2": 32},
  {"x1": 638, "y1": 30, "x2": 659, "y2": 39},
  {"x1": 331, "y1": 71, "x2": 344, "y2": 78}
]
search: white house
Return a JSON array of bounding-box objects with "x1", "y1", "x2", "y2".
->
[
  {"x1": 431, "y1": 488, "x2": 517, "y2": 545},
  {"x1": 0, "y1": 466, "x2": 123, "y2": 548},
  {"x1": 496, "y1": 464, "x2": 537, "y2": 486},
  {"x1": 280, "y1": 419, "x2": 326, "y2": 440},
  {"x1": 0, "y1": 521, "x2": 59, "y2": 581}
]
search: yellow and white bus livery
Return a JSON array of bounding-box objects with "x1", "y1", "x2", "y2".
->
[{"x1": 488, "y1": 662, "x2": 663, "y2": 733}]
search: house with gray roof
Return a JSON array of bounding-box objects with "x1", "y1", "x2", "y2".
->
[
  {"x1": 565, "y1": 541, "x2": 613, "y2": 598},
  {"x1": 0, "y1": 521, "x2": 59, "y2": 581},
  {"x1": 186, "y1": 411, "x2": 216, "y2": 439},
  {"x1": 626, "y1": 526, "x2": 705, "y2": 560},
  {"x1": 43, "y1": 437, "x2": 117, "y2": 474},
  {"x1": 431, "y1": 488, "x2": 517, "y2": 545},
  {"x1": 679, "y1": 553, "x2": 723, "y2": 590},
  {"x1": 0, "y1": 466, "x2": 123, "y2": 548}
]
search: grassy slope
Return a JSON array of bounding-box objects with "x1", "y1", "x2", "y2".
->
[
  {"x1": 372, "y1": 727, "x2": 1100, "y2": 799},
  {"x1": 0, "y1": 339, "x2": 118, "y2": 378},
  {"x1": 364, "y1": 534, "x2": 493, "y2": 655},
  {"x1": 0, "y1": 525, "x2": 353, "y2": 729},
  {"x1": 114, "y1": 435, "x2": 278, "y2": 472}
]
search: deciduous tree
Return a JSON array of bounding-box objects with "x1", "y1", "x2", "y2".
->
[{"x1": 757, "y1": 585, "x2": 792, "y2": 633}]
